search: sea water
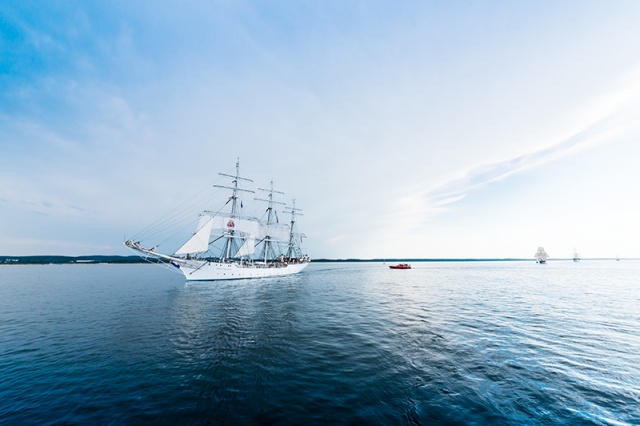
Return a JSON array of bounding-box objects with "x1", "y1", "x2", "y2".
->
[{"x1": 0, "y1": 261, "x2": 638, "y2": 425}]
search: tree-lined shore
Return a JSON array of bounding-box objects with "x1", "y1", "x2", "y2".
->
[
  {"x1": 1, "y1": 256, "x2": 532, "y2": 265},
  {"x1": 4, "y1": 256, "x2": 628, "y2": 265},
  {"x1": 1, "y1": 255, "x2": 153, "y2": 265}
]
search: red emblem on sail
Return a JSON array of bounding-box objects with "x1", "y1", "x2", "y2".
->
[{"x1": 227, "y1": 220, "x2": 235, "y2": 228}]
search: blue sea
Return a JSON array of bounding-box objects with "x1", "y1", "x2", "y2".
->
[{"x1": 1, "y1": 261, "x2": 639, "y2": 425}]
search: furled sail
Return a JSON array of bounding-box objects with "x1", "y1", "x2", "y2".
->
[
  {"x1": 175, "y1": 216, "x2": 213, "y2": 254},
  {"x1": 234, "y1": 237, "x2": 255, "y2": 257}
]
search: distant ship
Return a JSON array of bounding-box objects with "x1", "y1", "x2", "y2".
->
[
  {"x1": 125, "y1": 160, "x2": 310, "y2": 281},
  {"x1": 389, "y1": 263, "x2": 411, "y2": 270},
  {"x1": 535, "y1": 247, "x2": 549, "y2": 264},
  {"x1": 573, "y1": 248, "x2": 580, "y2": 262}
]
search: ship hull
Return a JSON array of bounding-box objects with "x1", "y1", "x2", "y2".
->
[
  {"x1": 125, "y1": 242, "x2": 309, "y2": 281},
  {"x1": 176, "y1": 260, "x2": 309, "y2": 281}
]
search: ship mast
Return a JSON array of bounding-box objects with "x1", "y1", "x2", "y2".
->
[
  {"x1": 284, "y1": 200, "x2": 304, "y2": 259},
  {"x1": 214, "y1": 159, "x2": 254, "y2": 260},
  {"x1": 255, "y1": 181, "x2": 285, "y2": 263}
]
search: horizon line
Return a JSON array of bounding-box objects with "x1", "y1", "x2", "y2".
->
[{"x1": 1, "y1": 255, "x2": 636, "y2": 264}]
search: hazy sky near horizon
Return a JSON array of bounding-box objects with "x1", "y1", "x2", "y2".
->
[{"x1": 2, "y1": 1, "x2": 640, "y2": 259}]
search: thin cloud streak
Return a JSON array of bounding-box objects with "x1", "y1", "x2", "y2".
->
[
  {"x1": 421, "y1": 110, "x2": 640, "y2": 223},
  {"x1": 363, "y1": 104, "x2": 640, "y2": 259}
]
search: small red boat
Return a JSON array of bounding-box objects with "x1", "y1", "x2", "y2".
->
[{"x1": 389, "y1": 263, "x2": 411, "y2": 269}]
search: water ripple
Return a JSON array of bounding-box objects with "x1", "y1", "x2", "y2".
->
[{"x1": 1, "y1": 262, "x2": 639, "y2": 424}]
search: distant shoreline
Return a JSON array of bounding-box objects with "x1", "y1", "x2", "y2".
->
[
  {"x1": 0, "y1": 255, "x2": 154, "y2": 265},
  {"x1": 1, "y1": 255, "x2": 633, "y2": 265}
]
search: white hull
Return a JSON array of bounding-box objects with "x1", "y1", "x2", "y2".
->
[
  {"x1": 125, "y1": 243, "x2": 309, "y2": 281},
  {"x1": 176, "y1": 260, "x2": 309, "y2": 281}
]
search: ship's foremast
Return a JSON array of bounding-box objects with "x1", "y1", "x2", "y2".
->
[{"x1": 214, "y1": 159, "x2": 254, "y2": 261}]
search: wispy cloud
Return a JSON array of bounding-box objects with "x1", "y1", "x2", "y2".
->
[
  {"x1": 6, "y1": 196, "x2": 87, "y2": 218},
  {"x1": 377, "y1": 102, "x2": 640, "y2": 236},
  {"x1": 423, "y1": 115, "x2": 631, "y2": 213}
]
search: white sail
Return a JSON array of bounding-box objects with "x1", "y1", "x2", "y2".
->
[
  {"x1": 237, "y1": 219, "x2": 261, "y2": 236},
  {"x1": 234, "y1": 237, "x2": 255, "y2": 257},
  {"x1": 211, "y1": 216, "x2": 261, "y2": 236},
  {"x1": 175, "y1": 216, "x2": 213, "y2": 254},
  {"x1": 259, "y1": 224, "x2": 290, "y2": 241}
]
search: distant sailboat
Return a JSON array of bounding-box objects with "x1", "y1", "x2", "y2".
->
[
  {"x1": 573, "y1": 248, "x2": 580, "y2": 262},
  {"x1": 535, "y1": 247, "x2": 548, "y2": 264}
]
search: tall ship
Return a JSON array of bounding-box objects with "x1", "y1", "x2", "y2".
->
[
  {"x1": 573, "y1": 248, "x2": 580, "y2": 262},
  {"x1": 125, "y1": 160, "x2": 310, "y2": 281},
  {"x1": 535, "y1": 247, "x2": 549, "y2": 264}
]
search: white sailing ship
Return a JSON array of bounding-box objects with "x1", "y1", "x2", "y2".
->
[
  {"x1": 125, "y1": 160, "x2": 310, "y2": 281},
  {"x1": 573, "y1": 248, "x2": 580, "y2": 262},
  {"x1": 535, "y1": 247, "x2": 548, "y2": 264}
]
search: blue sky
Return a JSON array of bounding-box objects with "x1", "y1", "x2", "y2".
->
[{"x1": 2, "y1": 1, "x2": 640, "y2": 259}]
